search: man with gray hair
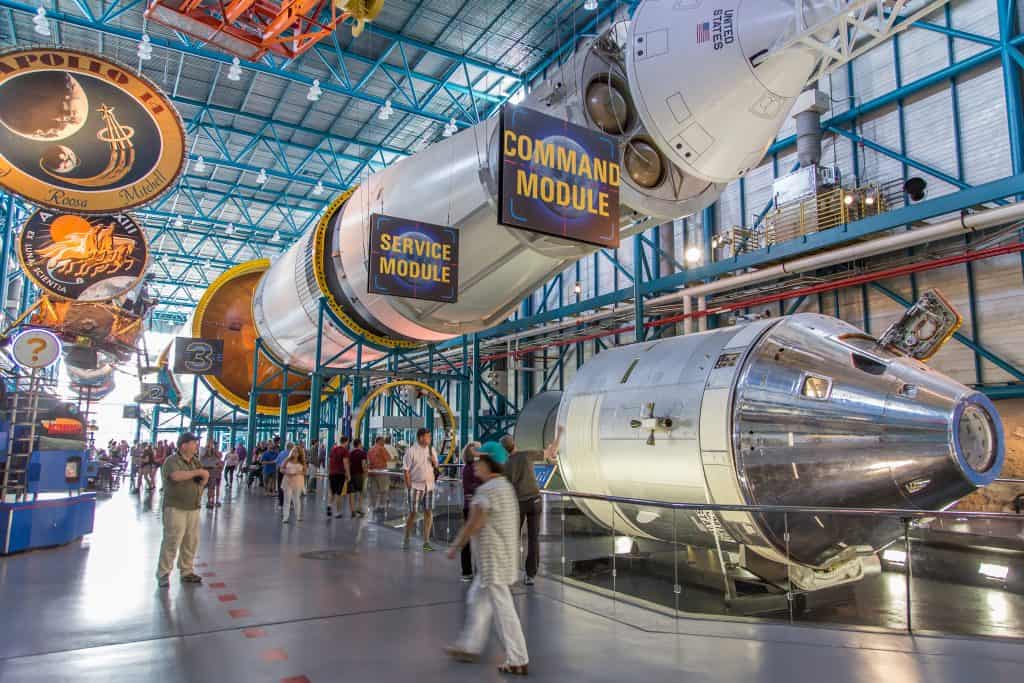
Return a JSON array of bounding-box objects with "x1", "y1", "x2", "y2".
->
[{"x1": 500, "y1": 434, "x2": 541, "y2": 586}]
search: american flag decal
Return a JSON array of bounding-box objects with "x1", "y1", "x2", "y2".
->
[{"x1": 696, "y1": 21, "x2": 711, "y2": 44}]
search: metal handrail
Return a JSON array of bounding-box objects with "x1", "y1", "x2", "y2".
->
[{"x1": 540, "y1": 488, "x2": 1024, "y2": 521}]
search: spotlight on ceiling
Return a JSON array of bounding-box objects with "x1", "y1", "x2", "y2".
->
[
  {"x1": 685, "y1": 246, "x2": 703, "y2": 265},
  {"x1": 904, "y1": 177, "x2": 928, "y2": 202}
]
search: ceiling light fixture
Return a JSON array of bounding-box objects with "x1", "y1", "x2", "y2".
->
[
  {"x1": 312, "y1": 180, "x2": 324, "y2": 196},
  {"x1": 443, "y1": 118, "x2": 457, "y2": 138},
  {"x1": 685, "y1": 246, "x2": 703, "y2": 265},
  {"x1": 137, "y1": 33, "x2": 153, "y2": 61},
  {"x1": 307, "y1": 79, "x2": 323, "y2": 102},
  {"x1": 173, "y1": 215, "x2": 184, "y2": 229},
  {"x1": 256, "y1": 168, "x2": 268, "y2": 185},
  {"x1": 379, "y1": 98, "x2": 394, "y2": 121},
  {"x1": 584, "y1": 0, "x2": 598, "y2": 10},
  {"x1": 193, "y1": 156, "x2": 207, "y2": 174},
  {"x1": 271, "y1": 230, "x2": 281, "y2": 242},
  {"x1": 32, "y1": 6, "x2": 50, "y2": 36},
  {"x1": 227, "y1": 56, "x2": 243, "y2": 82},
  {"x1": 225, "y1": 223, "x2": 235, "y2": 236}
]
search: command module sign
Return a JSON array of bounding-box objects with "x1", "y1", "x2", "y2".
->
[
  {"x1": 173, "y1": 337, "x2": 224, "y2": 375},
  {"x1": 368, "y1": 214, "x2": 459, "y2": 304},
  {"x1": 498, "y1": 105, "x2": 620, "y2": 248}
]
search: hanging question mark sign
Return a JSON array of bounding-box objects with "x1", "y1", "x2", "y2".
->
[{"x1": 12, "y1": 329, "x2": 62, "y2": 369}]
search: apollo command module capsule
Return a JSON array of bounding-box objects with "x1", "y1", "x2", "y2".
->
[{"x1": 535, "y1": 313, "x2": 1003, "y2": 591}]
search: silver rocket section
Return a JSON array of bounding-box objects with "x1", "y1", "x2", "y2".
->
[{"x1": 556, "y1": 314, "x2": 1003, "y2": 574}]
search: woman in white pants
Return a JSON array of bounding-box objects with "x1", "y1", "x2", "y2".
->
[
  {"x1": 445, "y1": 441, "x2": 528, "y2": 676},
  {"x1": 281, "y1": 445, "x2": 307, "y2": 523}
]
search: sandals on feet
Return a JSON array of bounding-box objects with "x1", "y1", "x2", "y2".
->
[
  {"x1": 443, "y1": 646, "x2": 479, "y2": 663},
  {"x1": 498, "y1": 663, "x2": 529, "y2": 676}
]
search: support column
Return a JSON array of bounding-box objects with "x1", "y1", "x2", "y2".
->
[
  {"x1": 0, "y1": 194, "x2": 13, "y2": 324},
  {"x1": 150, "y1": 405, "x2": 160, "y2": 443},
  {"x1": 245, "y1": 340, "x2": 261, "y2": 455},
  {"x1": 278, "y1": 366, "x2": 289, "y2": 440},
  {"x1": 633, "y1": 236, "x2": 646, "y2": 343},
  {"x1": 471, "y1": 333, "x2": 481, "y2": 441},
  {"x1": 459, "y1": 337, "x2": 470, "y2": 448},
  {"x1": 307, "y1": 300, "x2": 325, "y2": 448}
]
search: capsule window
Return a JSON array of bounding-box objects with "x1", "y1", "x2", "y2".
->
[
  {"x1": 851, "y1": 352, "x2": 887, "y2": 376},
  {"x1": 800, "y1": 374, "x2": 832, "y2": 400}
]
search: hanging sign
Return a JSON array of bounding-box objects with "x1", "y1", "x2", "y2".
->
[
  {"x1": 18, "y1": 209, "x2": 149, "y2": 301},
  {"x1": 139, "y1": 382, "x2": 168, "y2": 404},
  {"x1": 0, "y1": 48, "x2": 185, "y2": 213},
  {"x1": 367, "y1": 213, "x2": 459, "y2": 304},
  {"x1": 498, "y1": 105, "x2": 621, "y2": 248},
  {"x1": 12, "y1": 327, "x2": 62, "y2": 369},
  {"x1": 173, "y1": 337, "x2": 224, "y2": 375}
]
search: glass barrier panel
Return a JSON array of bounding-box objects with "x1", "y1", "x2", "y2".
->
[
  {"x1": 540, "y1": 495, "x2": 615, "y2": 618},
  {"x1": 604, "y1": 502, "x2": 677, "y2": 632},
  {"x1": 908, "y1": 512, "x2": 1024, "y2": 639},
  {"x1": 783, "y1": 511, "x2": 908, "y2": 633}
]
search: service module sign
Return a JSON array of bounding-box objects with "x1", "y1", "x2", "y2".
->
[
  {"x1": 368, "y1": 213, "x2": 459, "y2": 304},
  {"x1": 498, "y1": 105, "x2": 620, "y2": 248}
]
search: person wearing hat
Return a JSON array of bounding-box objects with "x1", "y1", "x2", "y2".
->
[
  {"x1": 155, "y1": 432, "x2": 209, "y2": 588},
  {"x1": 445, "y1": 441, "x2": 529, "y2": 676}
]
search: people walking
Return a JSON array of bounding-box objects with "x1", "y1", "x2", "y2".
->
[
  {"x1": 445, "y1": 441, "x2": 528, "y2": 675},
  {"x1": 261, "y1": 442, "x2": 278, "y2": 495},
  {"x1": 346, "y1": 438, "x2": 367, "y2": 518},
  {"x1": 502, "y1": 435, "x2": 540, "y2": 586},
  {"x1": 403, "y1": 428, "x2": 439, "y2": 551},
  {"x1": 224, "y1": 444, "x2": 239, "y2": 488},
  {"x1": 306, "y1": 438, "x2": 322, "y2": 496},
  {"x1": 200, "y1": 438, "x2": 224, "y2": 509},
  {"x1": 156, "y1": 432, "x2": 208, "y2": 588},
  {"x1": 460, "y1": 441, "x2": 482, "y2": 582},
  {"x1": 327, "y1": 436, "x2": 350, "y2": 518},
  {"x1": 367, "y1": 436, "x2": 391, "y2": 513},
  {"x1": 281, "y1": 443, "x2": 307, "y2": 524},
  {"x1": 276, "y1": 441, "x2": 290, "y2": 509}
]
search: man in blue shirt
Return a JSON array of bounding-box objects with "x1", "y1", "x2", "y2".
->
[{"x1": 261, "y1": 443, "x2": 279, "y2": 495}]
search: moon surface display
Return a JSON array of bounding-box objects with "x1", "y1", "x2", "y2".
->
[
  {"x1": 40, "y1": 144, "x2": 80, "y2": 174},
  {"x1": 0, "y1": 72, "x2": 89, "y2": 141}
]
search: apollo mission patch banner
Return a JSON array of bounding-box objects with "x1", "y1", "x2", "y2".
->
[
  {"x1": 0, "y1": 48, "x2": 185, "y2": 214},
  {"x1": 368, "y1": 214, "x2": 459, "y2": 304},
  {"x1": 498, "y1": 105, "x2": 620, "y2": 248},
  {"x1": 18, "y1": 209, "x2": 149, "y2": 301}
]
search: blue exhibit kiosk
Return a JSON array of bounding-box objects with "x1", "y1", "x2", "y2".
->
[{"x1": 0, "y1": 420, "x2": 96, "y2": 554}]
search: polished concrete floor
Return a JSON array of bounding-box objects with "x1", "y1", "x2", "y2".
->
[{"x1": 0, "y1": 482, "x2": 1022, "y2": 683}]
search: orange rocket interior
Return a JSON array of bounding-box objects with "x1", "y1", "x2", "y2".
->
[{"x1": 197, "y1": 266, "x2": 313, "y2": 412}]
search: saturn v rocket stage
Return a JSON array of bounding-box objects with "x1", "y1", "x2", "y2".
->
[{"x1": 163, "y1": 1, "x2": 1001, "y2": 587}]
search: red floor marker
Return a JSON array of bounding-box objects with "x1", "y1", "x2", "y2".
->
[
  {"x1": 243, "y1": 628, "x2": 266, "y2": 639},
  {"x1": 202, "y1": 572, "x2": 217, "y2": 578},
  {"x1": 280, "y1": 677, "x2": 310, "y2": 683},
  {"x1": 228, "y1": 609, "x2": 251, "y2": 618},
  {"x1": 261, "y1": 648, "x2": 288, "y2": 663},
  {"x1": 209, "y1": 582, "x2": 226, "y2": 589},
  {"x1": 218, "y1": 593, "x2": 238, "y2": 602}
]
